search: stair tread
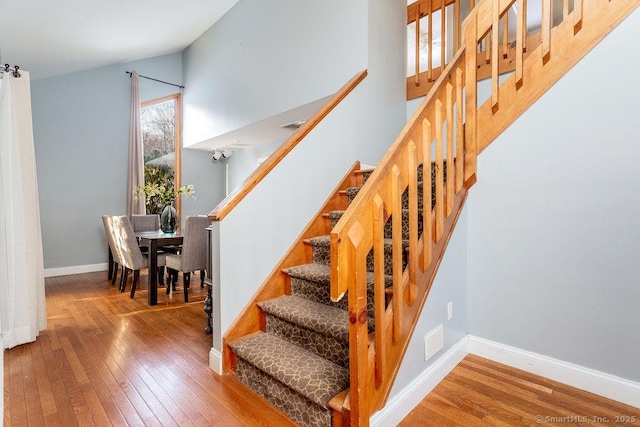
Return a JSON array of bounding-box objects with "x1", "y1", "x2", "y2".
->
[
  {"x1": 258, "y1": 295, "x2": 349, "y2": 341},
  {"x1": 287, "y1": 262, "x2": 392, "y2": 288},
  {"x1": 229, "y1": 332, "x2": 349, "y2": 408}
]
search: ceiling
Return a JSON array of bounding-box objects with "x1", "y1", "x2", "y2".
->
[{"x1": 0, "y1": 0, "x2": 240, "y2": 80}]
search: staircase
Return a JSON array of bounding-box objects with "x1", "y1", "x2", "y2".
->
[
  {"x1": 217, "y1": 0, "x2": 640, "y2": 425},
  {"x1": 227, "y1": 164, "x2": 441, "y2": 426}
]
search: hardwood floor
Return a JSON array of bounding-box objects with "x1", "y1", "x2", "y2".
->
[
  {"x1": 5, "y1": 272, "x2": 639, "y2": 426},
  {"x1": 3, "y1": 271, "x2": 296, "y2": 427},
  {"x1": 400, "y1": 354, "x2": 640, "y2": 426}
]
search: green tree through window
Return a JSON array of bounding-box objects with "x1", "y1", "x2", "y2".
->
[{"x1": 140, "y1": 94, "x2": 182, "y2": 216}]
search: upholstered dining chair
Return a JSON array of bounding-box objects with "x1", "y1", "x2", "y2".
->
[
  {"x1": 130, "y1": 214, "x2": 160, "y2": 232},
  {"x1": 166, "y1": 215, "x2": 210, "y2": 302},
  {"x1": 102, "y1": 215, "x2": 121, "y2": 286},
  {"x1": 113, "y1": 215, "x2": 168, "y2": 299}
]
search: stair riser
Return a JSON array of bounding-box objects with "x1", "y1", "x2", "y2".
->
[
  {"x1": 347, "y1": 163, "x2": 447, "y2": 211},
  {"x1": 347, "y1": 184, "x2": 425, "y2": 212},
  {"x1": 290, "y1": 277, "x2": 376, "y2": 320},
  {"x1": 236, "y1": 358, "x2": 331, "y2": 427},
  {"x1": 331, "y1": 210, "x2": 423, "y2": 240},
  {"x1": 265, "y1": 314, "x2": 349, "y2": 367}
]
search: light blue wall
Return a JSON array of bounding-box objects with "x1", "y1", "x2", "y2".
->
[
  {"x1": 390, "y1": 207, "x2": 468, "y2": 394},
  {"x1": 467, "y1": 8, "x2": 640, "y2": 382},
  {"x1": 182, "y1": 0, "x2": 369, "y2": 148},
  {"x1": 31, "y1": 53, "x2": 223, "y2": 270},
  {"x1": 184, "y1": 0, "x2": 407, "y2": 358}
]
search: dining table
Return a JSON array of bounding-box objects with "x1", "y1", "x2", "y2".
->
[{"x1": 135, "y1": 230, "x2": 184, "y2": 305}]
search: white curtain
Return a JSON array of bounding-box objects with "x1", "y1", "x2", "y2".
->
[
  {"x1": 0, "y1": 70, "x2": 47, "y2": 349},
  {"x1": 127, "y1": 71, "x2": 145, "y2": 215}
]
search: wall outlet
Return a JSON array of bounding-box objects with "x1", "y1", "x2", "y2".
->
[
  {"x1": 424, "y1": 324, "x2": 444, "y2": 361},
  {"x1": 447, "y1": 301, "x2": 453, "y2": 321}
]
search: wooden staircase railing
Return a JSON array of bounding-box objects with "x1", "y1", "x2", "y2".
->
[{"x1": 333, "y1": 0, "x2": 639, "y2": 424}]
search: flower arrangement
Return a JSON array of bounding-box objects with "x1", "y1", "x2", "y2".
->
[{"x1": 133, "y1": 183, "x2": 196, "y2": 214}]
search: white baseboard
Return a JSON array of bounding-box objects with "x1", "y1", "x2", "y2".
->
[
  {"x1": 44, "y1": 263, "x2": 108, "y2": 278},
  {"x1": 370, "y1": 337, "x2": 469, "y2": 427},
  {"x1": 468, "y1": 335, "x2": 640, "y2": 408},
  {"x1": 210, "y1": 347, "x2": 223, "y2": 375}
]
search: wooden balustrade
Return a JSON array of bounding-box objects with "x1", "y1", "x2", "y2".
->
[
  {"x1": 406, "y1": 0, "x2": 596, "y2": 100},
  {"x1": 407, "y1": 0, "x2": 474, "y2": 99},
  {"x1": 340, "y1": 0, "x2": 636, "y2": 424},
  {"x1": 331, "y1": 49, "x2": 470, "y2": 426}
]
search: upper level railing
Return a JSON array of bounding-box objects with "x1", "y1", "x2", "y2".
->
[
  {"x1": 208, "y1": 70, "x2": 367, "y2": 221},
  {"x1": 407, "y1": 0, "x2": 474, "y2": 99},
  {"x1": 334, "y1": 0, "x2": 637, "y2": 424}
]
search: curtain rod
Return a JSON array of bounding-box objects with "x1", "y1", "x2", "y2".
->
[
  {"x1": 1, "y1": 64, "x2": 21, "y2": 78},
  {"x1": 126, "y1": 71, "x2": 184, "y2": 89}
]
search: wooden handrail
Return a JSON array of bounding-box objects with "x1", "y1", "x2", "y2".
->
[
  {"x1": 334, "y1": 0, "x2": 638, "y2": 424},
  {"x1": 208, "y1": 70, "x2": 368, "y2": 221}
]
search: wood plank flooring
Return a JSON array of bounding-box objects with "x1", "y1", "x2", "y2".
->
[
  {"x1": 4, "y1": 272, "x2": 639, "y2": 426},
  {"x1": 4, "y1": 271, "x2": 296, "y2": 427},
  {"x1": 400, "y1": 354, "x2": 640, "y2": 426}
]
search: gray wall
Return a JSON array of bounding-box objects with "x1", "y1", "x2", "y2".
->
[
  {"x1": 31, "y1": 53, "x2": 223, "y2": 271},
  {"x1": 467, "y1": 8, "x2": 640, "y2": 381}
]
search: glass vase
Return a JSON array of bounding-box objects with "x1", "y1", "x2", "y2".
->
[{"x1": 160, "y1": 201, "x2": 178, "y2": 233}]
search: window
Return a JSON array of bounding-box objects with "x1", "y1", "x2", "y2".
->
[{"x1": 141, "y1": 93, "x2": 183, "y2": 219}]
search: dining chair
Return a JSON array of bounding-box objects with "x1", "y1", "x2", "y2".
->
[
  {"x1": 130, "y1": 214, "x2": 160, "y2": 232},
  {"x1": 165, "y1": 215, "x2": 210, "y2": 302},
  {"x1": 102, "y1": 215, "x2": 121, "y2": 286},
  {"x1": 113, "y1": 215, "x2": 168, "y2": 299}
]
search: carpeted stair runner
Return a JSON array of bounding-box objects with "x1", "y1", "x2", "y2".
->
[
  {"x1": 230, "y1": 331, "x2": 349, "y2": 426},
  {"x1": 228, "y1": 164, "x2": 436, "y2": 426}
]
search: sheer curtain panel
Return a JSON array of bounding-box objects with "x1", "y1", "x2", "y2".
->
[
  {"x1": 0, "y1": 70, "x2": 47, "y2": 349},
  {"x1": 127, "y1": 71, "x2": 145, "y2": 216}
]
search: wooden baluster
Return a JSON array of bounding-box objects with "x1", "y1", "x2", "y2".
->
[
  {"x1": 563, "y1": 0, "x2": 569, "y2": 22},
  {"x1": 523, "y1": 0, "x2": 528, "y2": 52},
  {"x1": 445, "y1": 83, "x2": 454, "y2": 217},
  {"x1": 391, "y1": 166, "x2": 403, "y2": 343},
  {"x1": 373, "y1": 195, "x2": 386, "y2": 387},
  {"x1": 408, "y1": 141, "x2": 418, "y2": 304},
  {"x1": 455, "y1": 0, "x2": 460, "y2": 50},
  {"x1": 455, "y1": 67, "x2": 464, "y2": 193},
  {"x1": 574, "y1": 0, "x2": 583, "y2": 34},
  {"x1": 415, "y1": 3, "x2": 421, "y2": 86},
  {"x1": 502, "y1": 11, "x2": 509, "y2": 59},
  {"x1": 428, "y1": 0, "x2": 433, "y2": 81},
  {"x1": 485, "y1": 32, "x2": 491, "y2": 64},
  {"x1": 435, "y1": 100, "x2": 444, "y2": 242},
  {"x1": 422, "y1": 118, "x2": 433, "y2": 267},
  {"x1": 491, "y1": 0, "x2": 499, "y2": 113},
  {"x1": 464, "y1": 17, "x2": 477, "y2": 188},
  {"x1": 441, "y1": 0, "x2": 446, "y2": 70},
  {"x1": 542, "y1": 0, "x2": 551, "y2": 64},
  {"x1": 470, "y1": 0, "x2": 475, "y2": 9},
  {"x1": 346, "y1": 221, "x2": 369, "y2": 427},
  {"x1": 516, "y1": 0, "x2": 525, "y2": 89}
]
